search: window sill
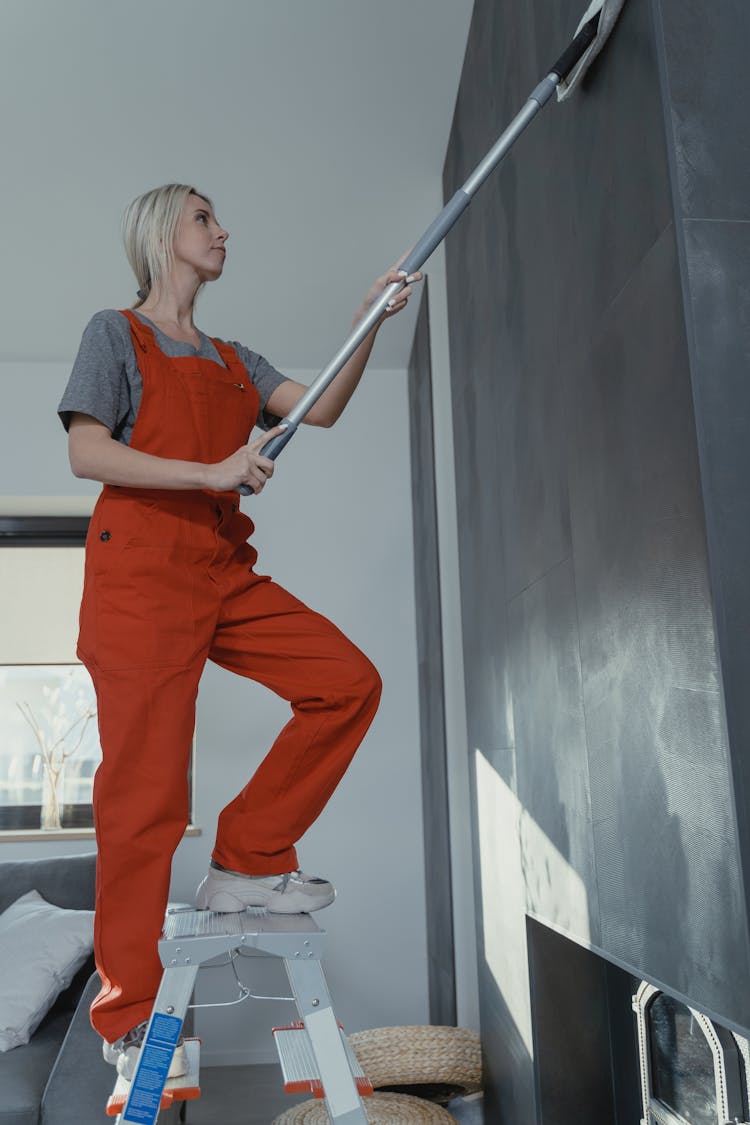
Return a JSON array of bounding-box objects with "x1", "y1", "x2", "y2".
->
[{"x1": 0, "y1": 825, "x2": 203, "y2": 843}]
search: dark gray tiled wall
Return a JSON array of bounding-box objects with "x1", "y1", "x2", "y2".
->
[
  {"x1": 668, "y1": 158, "x2": 750, "y2": 965},
  {"x1": 681, "y1": 226, "x2": 750, "y2": 881},
  {"x1": 571, "y1": 223, "x2": 748, "y2": 1011},
  {"x1": 655, "y1": 0, "x2": 750, "y2": 222},
  {"x1": 653, "y1": 0, "x2": 750, "y2": 921},
  {"x1": 440, "y1": 0, "x2": 750, "y2": 1114},
  {"x1": 509, "y1": 558, "x2": 598, "y2": 943},
  {"x1": 656, "y1": 0, "x2": 750, "y2": 1004},
  {"x1": 449, "y1": 199, "x2": 515, "y2": 762},
  {"x1": 408, "y1": 284, "x2": 456, "y2": 1026}
]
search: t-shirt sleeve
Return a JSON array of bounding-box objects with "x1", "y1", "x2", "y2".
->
[
  {"x1": 57, "y1": 310, "x2": 131, "y2": 434},
  {"x1": 226, "y1": 341, "x2": 289, "y2": 430}
]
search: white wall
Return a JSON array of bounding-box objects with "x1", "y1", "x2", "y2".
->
[
  {"x1": 0, "y1": 1, "x2": 473, "y2": 371},
  {"x1": 0, "y1": 357, "x2": 428, "y2": 1062}
]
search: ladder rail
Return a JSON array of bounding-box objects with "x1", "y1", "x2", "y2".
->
[
  {"x1": 285, "y1": 956, "x2": 369, "y2": 1124},
  {"x1": 118, "y1": 965, "x2": 198, "y2": 1125}
]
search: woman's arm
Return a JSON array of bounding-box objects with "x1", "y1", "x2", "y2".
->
[
  {"x1": 68, "y1": 414, "x2": 285, "y2": 494},
  {"x1": 265, "y1": 264, "x2": 421, "y2": 428}
]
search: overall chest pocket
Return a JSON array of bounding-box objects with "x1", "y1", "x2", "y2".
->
[{"x1": 200, "y1": 372, "x2": 260, "y2": 453}]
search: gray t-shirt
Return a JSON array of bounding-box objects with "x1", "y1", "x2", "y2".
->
[{"x1": 57, "y1": 309, "x2": 289, "y2": 443}]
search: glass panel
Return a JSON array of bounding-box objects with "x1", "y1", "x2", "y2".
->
[
  {"x1": 0, "y1": 664, "x2": 100, "y2": 829},
  {"x1": 0, "y1": 536, "x2": 193, "y2": 832},
  {"x1": 649, "y1": 994, "x2": 716, "y2": 1125}
]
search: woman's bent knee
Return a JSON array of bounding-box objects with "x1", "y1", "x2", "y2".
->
[{"x1": 351, "y1": 651, "x2": 382, "y2": 717}]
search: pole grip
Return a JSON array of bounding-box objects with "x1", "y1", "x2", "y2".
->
[
  {"x1": 237, "y1": 421, "x2": 296, "y2": 496},
  {"x1": 398, "y1": 190, "x2": 472, "y2": 276},
  {"x1": 550, "y1": 14, "x2": 599, "y2": 81}
]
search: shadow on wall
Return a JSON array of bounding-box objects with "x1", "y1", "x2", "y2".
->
[{"x1": 586, "y1": 655, "x2": 716, "y2": 1004}]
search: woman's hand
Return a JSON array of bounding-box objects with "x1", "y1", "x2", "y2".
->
[
  {"x1": 204, "y1": 425, "x2": 287, "y2": 493},
  {"x1": 354, "y1": 257, "x2": 423, "y2": 326}
]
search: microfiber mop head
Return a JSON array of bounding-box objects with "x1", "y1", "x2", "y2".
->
[{"x1": 557, "y1": 0, "x2": 627, "y2": 100}]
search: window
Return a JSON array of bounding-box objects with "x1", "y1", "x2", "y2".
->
[
  {"x1": 0, "y1": 662, "x2": 98, "y2": 830},
  {"x1": 0, "y1": 516, "x2": 196, "y2": 838},
  {"x1": 634, "y1": 982, "x2": 749, "y2": 1125}
]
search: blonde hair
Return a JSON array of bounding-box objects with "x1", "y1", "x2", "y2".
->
[{"x1": 122, "y1": 183, "x2": 214, "y2": 308}]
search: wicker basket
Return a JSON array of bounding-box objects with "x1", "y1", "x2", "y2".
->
[
  {"x1": 271, "y1": 1090, "x2": 457, "y2": 1123},
  {"x1": 347, "y1": 1026, "x2": 482, "y2": 1103}
]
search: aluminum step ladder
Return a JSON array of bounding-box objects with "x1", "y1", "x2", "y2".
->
[{"x1": 110, "y1": 907, "x2": 370, "y2": 1125}]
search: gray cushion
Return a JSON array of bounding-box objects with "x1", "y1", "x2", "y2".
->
[
  {"x1": 0, "y1": 856, "x2": 97, "y2": 1125},
  {"x1": 41, "y1": 974, "x2": 114, "y2": 1125},
  {"x1": 0, "y1": 855, "x2": 96, "y2": 916},
  {"x1": 0, "y1": 1009, "x2": 71, "y2": 1125},
  {"x1": 0, "y1": 891, "x2": 95, "y2": 1052}
]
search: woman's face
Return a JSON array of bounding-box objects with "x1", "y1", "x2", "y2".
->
[{"x1": 171, "y1": 193, "x2": 228, "y2": 282}]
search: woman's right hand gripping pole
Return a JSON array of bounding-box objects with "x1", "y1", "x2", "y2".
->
[{"x1": 203, "y1": 423, "x2": 288, "y2": 494}]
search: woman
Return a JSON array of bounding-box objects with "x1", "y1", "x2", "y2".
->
[{"x1": 57, "y1": 183, "x2": 419, "y2": 1079}]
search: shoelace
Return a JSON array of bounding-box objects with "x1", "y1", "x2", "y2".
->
[
  {"x1": 114, "y1": 1021, "x2": 148, "y2": 1051},
  {"x1": 272, "y1": 870, "x2": 327, "y2": 891},
  {"x1": 213, "y1": 864, "x2": 326, "y2": 888}
]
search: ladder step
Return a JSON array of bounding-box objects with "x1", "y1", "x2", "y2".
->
[
  {"x1": 273, "y1": 1023, "x2": 373, "y2": 1099},
  {"x1": 158, "y1": 907, "x2": 324, "y2": 965},
  {"x1": 107, "y1": 1038, "x2": 201, "y2": 1118}
]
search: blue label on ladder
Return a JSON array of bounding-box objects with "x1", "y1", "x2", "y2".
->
[{"x1": 121, "y1": 1013, "x2": 183, "y2": 1124}]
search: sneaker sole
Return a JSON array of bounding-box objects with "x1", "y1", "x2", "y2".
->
[{"x1": 199, "y1": 887, "x2": 336, "y2": 914}]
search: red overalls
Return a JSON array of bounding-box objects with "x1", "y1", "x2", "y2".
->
[{"x1": 78, "y1": 310, "x2": 381, "y2": 1042}]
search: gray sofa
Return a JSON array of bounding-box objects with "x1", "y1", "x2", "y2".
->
[{"x1": 0, "y1": 853, "x2": 112, "y2": 1125}]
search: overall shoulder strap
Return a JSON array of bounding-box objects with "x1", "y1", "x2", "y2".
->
[{"x1": 119, "y1": 309, "x2": 155, "y2": 354}]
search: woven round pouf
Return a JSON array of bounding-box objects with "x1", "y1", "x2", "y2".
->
[
  {"x1": 348, "y1": 1026, "x2": 481, "y2": 1104},
  {"x1": 271, "y1": 1091, "x2": 456, "y2": 1124}
]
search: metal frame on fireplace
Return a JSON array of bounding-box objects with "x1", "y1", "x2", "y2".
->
[{"x1": 633, "y1": 981, "x2": 748, "y2": 1125}]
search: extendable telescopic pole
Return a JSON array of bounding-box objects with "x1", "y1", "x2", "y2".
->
[{"x1": 238, "y1": 13, "x2": 601, "y2": 495}]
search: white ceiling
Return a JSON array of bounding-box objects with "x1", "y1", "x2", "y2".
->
[{"x1": 0, "y1": 0, "x2": 473, "y2": 371}]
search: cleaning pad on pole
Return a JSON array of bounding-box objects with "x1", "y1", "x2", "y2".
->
[{"x1": 557, "y1": 0, "x2": 627, "y2": 100}]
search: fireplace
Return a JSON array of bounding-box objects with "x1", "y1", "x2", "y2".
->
[
  {"x1": 634, "y1": 982, "x2": 749, "y2": 1125},
  {"x1": 527, "y1": 918, "x2": 750, "y2": 1124}
]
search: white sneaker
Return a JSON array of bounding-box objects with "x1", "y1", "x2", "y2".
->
[
  {"x1": 195, "y1": 867, "x2": 335, "y2": 914},
  {"x1": 102, "y1": 1021, "x2": 189, "y2": 1081}
]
